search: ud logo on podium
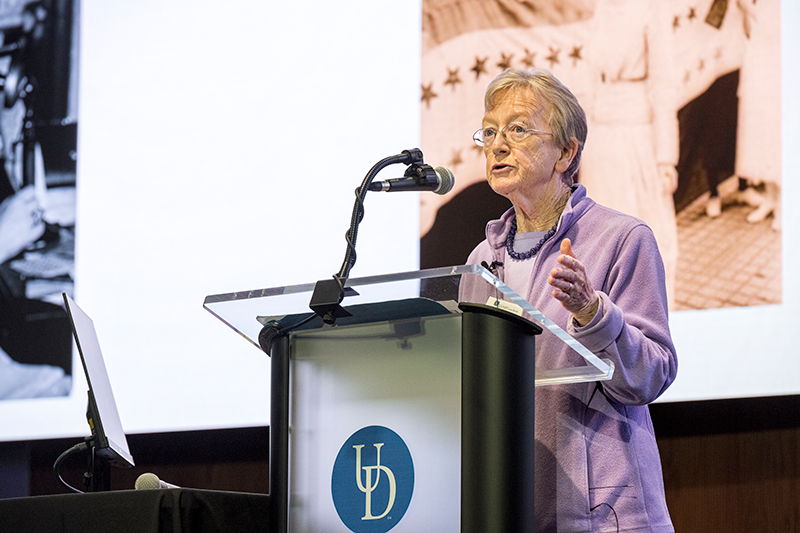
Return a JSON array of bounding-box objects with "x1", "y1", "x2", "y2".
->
[{"x1": 331, "y1": 426, "x2": 415, "y2": 533}]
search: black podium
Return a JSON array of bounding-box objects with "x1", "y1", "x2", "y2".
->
[
  {"x1": 204, "y1": 265, "x2": 613, "y2": 532},
  {"x1": 0, "y1": 489, "x2": 269, "y2": 533}
]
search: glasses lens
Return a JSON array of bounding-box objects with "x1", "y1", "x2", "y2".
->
[
  {"x1": 507, "y1": 124, "x2": 528, "y2": 142},
  {"x1": 473, "y1": 129, "x2": 485, "y2": 146}
]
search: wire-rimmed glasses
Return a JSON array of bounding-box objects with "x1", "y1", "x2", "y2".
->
[{"x1": 473, "y1": 123, "x2": 552, "y2": 147}]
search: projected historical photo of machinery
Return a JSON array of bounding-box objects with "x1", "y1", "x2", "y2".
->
[{"x1": 0, "y1": 0, "x2": 78, "y2": 400}]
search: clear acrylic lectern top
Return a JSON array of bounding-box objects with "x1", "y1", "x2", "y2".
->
[{"x1": 203, "y1": 265, "x2": 614, "y2": 386}]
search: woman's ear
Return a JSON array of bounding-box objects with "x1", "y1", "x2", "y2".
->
[{"x1": 554, "y1": 137, "x2": 579, "y2": 174}]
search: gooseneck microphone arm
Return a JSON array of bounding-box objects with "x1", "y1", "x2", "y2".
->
[
  {"x1": 337, "y1": 148, "x2": 424, "y2": 281},
  {"x1": 305, "y1": 148, "x2": 424, "y2": 325}
]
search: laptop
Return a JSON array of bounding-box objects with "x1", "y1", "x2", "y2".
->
[{"x1": 63, "y1": 293, "x2": 134, "y2": 469}]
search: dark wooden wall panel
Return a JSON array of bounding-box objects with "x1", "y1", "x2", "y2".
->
[
  {"x1": 652, "y1": 395, "x2": 800, "y2": 532},
  {"x1": 658, "y1": 428, "x2": 800, "y2": 531}
]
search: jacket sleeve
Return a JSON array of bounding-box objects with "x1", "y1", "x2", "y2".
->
[{"x1": 568, "y1": 224, "x2": 678, "y2": 405}]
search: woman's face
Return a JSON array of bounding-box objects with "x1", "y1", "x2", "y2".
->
[{"x1": 481, "y1": 90, "x2": 566, "y2": 205}]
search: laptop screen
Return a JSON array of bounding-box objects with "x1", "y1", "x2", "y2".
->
[{"x1": 63, "y1": 293, "x2": 134, "y2": 468}]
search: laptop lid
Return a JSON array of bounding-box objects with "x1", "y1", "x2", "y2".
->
[{"x1": 63, "y1": 293, "x2": 134, "y2": 468}]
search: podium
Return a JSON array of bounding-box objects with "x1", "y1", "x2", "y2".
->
[{"x1": 204, "y1": 265, "x2": 614, "y2": 533}]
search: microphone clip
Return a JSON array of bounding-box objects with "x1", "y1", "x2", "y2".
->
[
  {"x1": 403, "y1": 162, "x2": 438, "y2": 189},
  {"x1": 481, "y1": 260, "x2": 504, "y2": 276}
]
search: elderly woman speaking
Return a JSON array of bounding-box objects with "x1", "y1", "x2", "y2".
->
[{"x1": 464, "y1": 68, "x2": 678, "y2": 532}]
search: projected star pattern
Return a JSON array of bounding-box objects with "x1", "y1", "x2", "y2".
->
[{"x1": 420, "y1": 5, "x2": 736, "y2": 171}]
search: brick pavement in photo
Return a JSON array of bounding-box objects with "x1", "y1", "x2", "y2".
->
[{"x1": 673, "y1": 193, "x2": 782, "y2": 311}]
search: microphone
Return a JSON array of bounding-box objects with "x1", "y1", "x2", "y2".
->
[
  {"x1": 135, "y1": 472, "x2": 181, "y2": 490},
  {"x1": 368, "y1": 165, "x2": 455, "y2": 195}
]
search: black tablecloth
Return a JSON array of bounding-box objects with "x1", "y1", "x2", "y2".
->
[{"x1": 0, "y1": 489, "x2": 269, "y2": 533}]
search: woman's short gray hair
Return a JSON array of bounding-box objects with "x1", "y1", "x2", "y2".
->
[{"x1": 484, "y1": 68, "x2": 587, "y2": 183}]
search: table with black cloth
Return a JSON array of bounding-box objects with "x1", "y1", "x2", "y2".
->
[{"x1": 0, "y1": 489, "x2": 270, "y2": 533}]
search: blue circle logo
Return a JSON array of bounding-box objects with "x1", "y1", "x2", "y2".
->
[{"x1": 331, "y1": 426, "x2": 414, "y2": 533}]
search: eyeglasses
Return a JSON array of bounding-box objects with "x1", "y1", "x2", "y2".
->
[{"x1": 473, "y1": 123, "x2": 552, "y2": 147}]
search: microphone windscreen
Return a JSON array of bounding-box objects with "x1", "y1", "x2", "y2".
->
[
  {"x1": 135, "y1": 472, "x2": 162, "y2": 490},
  {"x1": 433, "y1": 166, "x2": 455, "y2": 195}
]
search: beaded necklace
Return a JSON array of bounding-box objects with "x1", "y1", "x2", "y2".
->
[{"x1": 505, "y1": 218, "x2": 558, "y2": 261}]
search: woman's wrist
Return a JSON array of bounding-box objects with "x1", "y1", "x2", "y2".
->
[{"x1": 573, "y1": 294, "x2": 600, "y2": 327}]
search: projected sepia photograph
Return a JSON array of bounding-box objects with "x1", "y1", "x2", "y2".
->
[{"x1": 419, "y1": 0, "x2": 781, "y2": 312}]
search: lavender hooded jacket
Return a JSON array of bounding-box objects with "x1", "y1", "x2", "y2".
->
[{"x1": 462, "y1": 184, "x2": 677, "y2": 532}]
